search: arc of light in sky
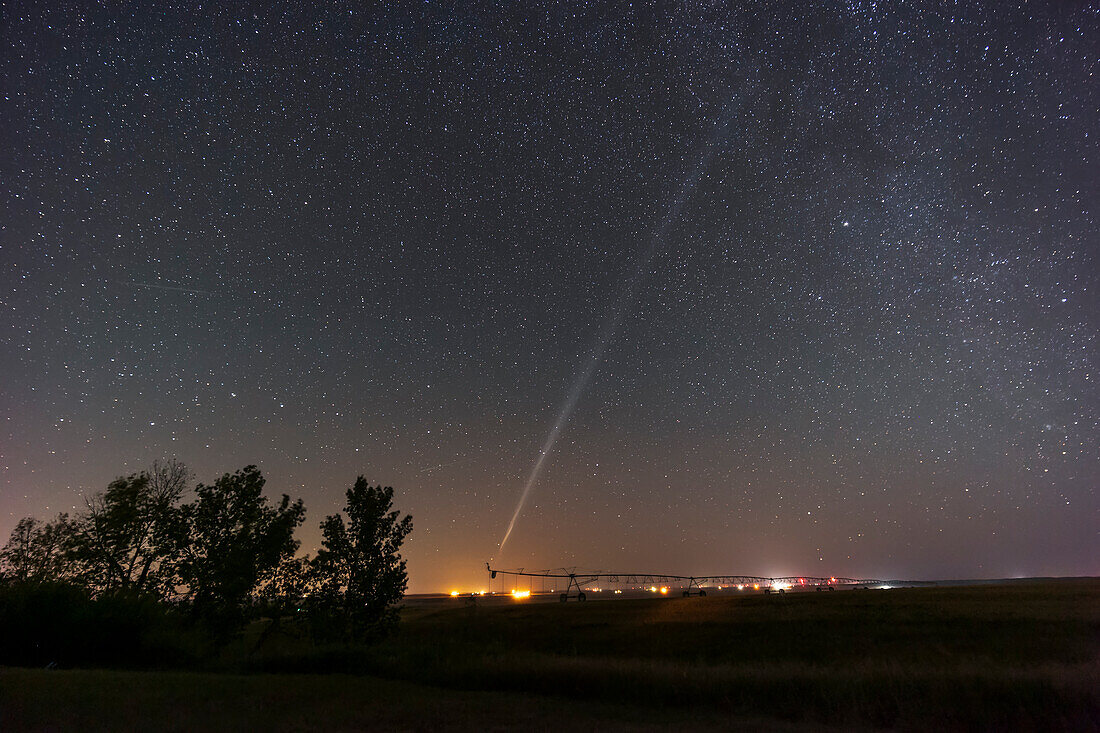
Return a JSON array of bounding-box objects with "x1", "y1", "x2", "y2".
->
[{"x1": 496, "y1": 107, "x2": 735, "y2": 558}]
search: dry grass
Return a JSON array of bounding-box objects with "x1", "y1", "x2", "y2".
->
[
  {"x1": 0, "y1": 668, "x2": 833, "y2": 732},
  {"x1": 281, "y1": 580, "x2": 1100, "y2": 729}
]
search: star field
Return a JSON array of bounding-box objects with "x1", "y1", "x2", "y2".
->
[{"x1": 1, "y1": 2, "x2": 1097, "y2": 591}]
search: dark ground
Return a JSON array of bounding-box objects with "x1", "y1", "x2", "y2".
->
[{"x1": 3, "y1": 579, "x2": 1098, "y2": 731}]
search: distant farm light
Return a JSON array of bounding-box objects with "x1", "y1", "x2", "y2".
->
[
  {"x1": 512, "y1": 589, "x2": 531, "y2": 599},
  {"x1": 649, "y1": 586, "x2": 658, "y2": 593},
  {"x1": 772, "y1": 582, "x2": 791, "y2": 591},
  {"x1": 450, "y1": 591, "x2": 459, "y2": 597},
  {"x1": 659, "y1": 587, "x2": 669, "y2": 594},
  {"x1": 737, "y1": 584, "x2": 744, "y2": 590}
]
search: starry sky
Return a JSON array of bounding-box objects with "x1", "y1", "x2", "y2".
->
[{"x1": 2, "y1": 2, "x2": 1097, "y2": 592}]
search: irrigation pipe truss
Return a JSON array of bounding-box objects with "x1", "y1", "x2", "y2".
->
[{"x1": 486, "y1": 564, "x2": 884, "y2": 599}]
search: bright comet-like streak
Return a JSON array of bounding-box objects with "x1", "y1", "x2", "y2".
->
[{"x1": 495, "y1": 97, "x2": 742, "y2": 558}]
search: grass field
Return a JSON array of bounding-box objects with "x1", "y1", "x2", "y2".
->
[
  {"x1": 3, "y1": 580, "x2": 1098, "y2": 731},
  {"x1": 3, "y1": 668, "x2": 805, "y2": 732}
]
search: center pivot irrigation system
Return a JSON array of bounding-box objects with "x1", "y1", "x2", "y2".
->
[{"x1": 487, "y1": 564, "x2": 884, "y2": 601}]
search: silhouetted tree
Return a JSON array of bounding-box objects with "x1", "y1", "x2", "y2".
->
[
  {"x1": 251, "y1": 554, "x2": 311, "y2": 652},
  {"x1": 308, "y1": 478, "x2": 412, "y2": 642},
  {"x1": 0, "y1": 515, "x2": 73, "y2": 585},
  {"x1": 175, "y1": 465, "x2": 305, "y2": 636},
  {"x1": 67, "y1": 460, "x2": 189, "y2": 597}
]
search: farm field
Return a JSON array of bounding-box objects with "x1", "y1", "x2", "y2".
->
[{"x1": 3, "y1": 580, "x2": 1098, "y2": 731}]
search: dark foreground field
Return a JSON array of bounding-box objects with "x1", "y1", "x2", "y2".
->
[{"x1": 3, "y1": 580, "x2": 1098, "y2": 731}]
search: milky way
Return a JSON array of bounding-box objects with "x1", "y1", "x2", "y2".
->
[{"x1": 2, "y1": 3, "x2": 1096, "y2": 591}]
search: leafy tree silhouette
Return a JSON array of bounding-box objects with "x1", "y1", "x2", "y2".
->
[
  {"x1": 0, "y1": 515, "x2": 73, "y2": 585},
  {"x1": 67, "y1": 460, "x2": 189, "y2": 597},
  {"x1": 309, "y1": 478, "x2": 412, "y2": 642},
  {"x1": 176, "y1": 465, "x2": 305, "y2": 637}
]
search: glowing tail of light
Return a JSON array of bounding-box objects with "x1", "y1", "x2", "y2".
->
[
  {"x1": 496, "y1": 101, "x2": 739, "y2": 559},
  {"x1": 496, "y1": 332, "x2": 608, "y2": 556}
]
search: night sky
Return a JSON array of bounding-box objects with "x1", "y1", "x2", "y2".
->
[{"x1": 2, "y1": 2, "x2": 1097, "y2": 593}]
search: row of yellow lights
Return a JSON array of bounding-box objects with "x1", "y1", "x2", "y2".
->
[{"x1": 451, "y1": 579, "x2": 845, "y2": 597}]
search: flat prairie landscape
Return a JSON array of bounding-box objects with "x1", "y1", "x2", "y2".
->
[{"x1": 3, "y1": 580, "x2": 1098, "y2": 731}]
